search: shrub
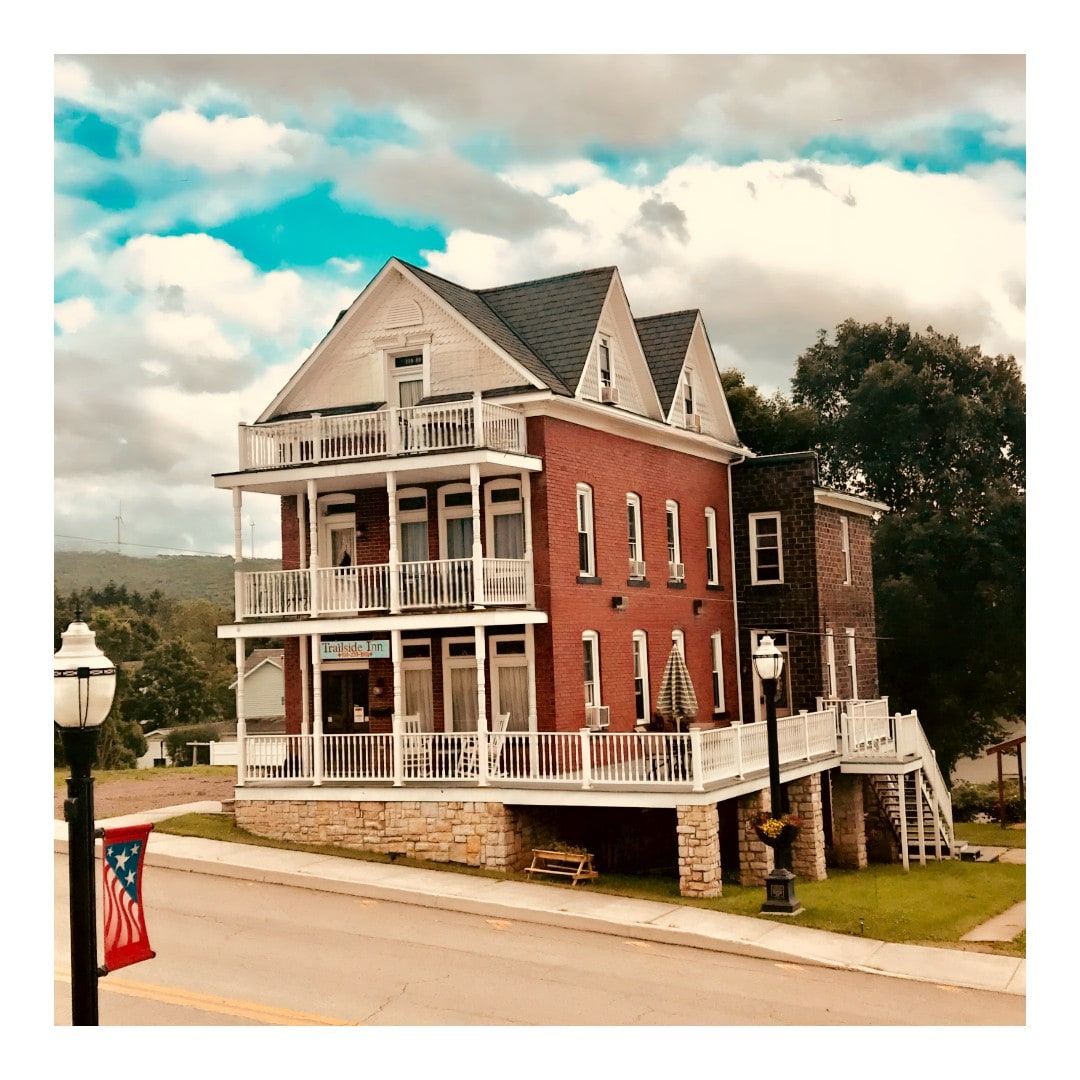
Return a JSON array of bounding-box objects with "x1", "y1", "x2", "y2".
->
[
  {"x1": 951, "y1": 779, "x2": 1025, "y2": 823},
  {"x1": 166, "y1": 725, "x2": 221, "y2": 767}
]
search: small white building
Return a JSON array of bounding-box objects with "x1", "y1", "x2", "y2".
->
[{"x1": 229, "y1": 649, "x2": 285, "y2": 722}]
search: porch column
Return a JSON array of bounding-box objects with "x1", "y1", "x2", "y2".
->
[
  {"x1": 307, "y1": 480, "x2": 320, "y2": 618},
  {"x1": 476, "y1": 626, "x2": 489, "y2": 786},
  {"x1": 830, "y1": 774, "x2": 868, "y2": 869},
  {"x1": 387, "y1": 473, "x2": 400, "y2": 614},
  {"x1": 898, "y1": 771, "x2": 910, "y2": 870},
  {"x1": 915, "y1": 767, "x2": 927, "y2": 866},
  {"x1": 472, "y1": 390, "x2": 483, "y2": 448},
  {"x1": 737, "y1": 789, "x2": 774, "y2": 886},
  {"x1": 234, "y1": 638, "x2": 247, "y2": 787},
  {"x1": 526, "y1": 624, "x2": 539, "y2": 779},
  {"x1": 471, "y1": 463, "x2": 485, "y2": 609},
  {"x1": 521, "y1": 471, "x2": 535, "y2": 608},
  {"x1": 312, "y1": 633, "x2": 324, "y2": 786},
  {"x1": 787, "y1": 772, "x2": 828, "y2": 881},
  {"x1": 232, "y1": 489, "x2": 244, "y2": 561},
  {"x1": 676, "y1": 804, "x2": 721, "y2": 898},
  {"x1": 297, "y1": 496, "x2": 307, "y2": 569},
  {"x1": 391, "y1": 629, "x2": 404, "y2": 786},
  {"x1": 300, "y1": 635, "x2": 312, "y2": 778}
]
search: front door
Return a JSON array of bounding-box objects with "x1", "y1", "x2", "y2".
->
[{"x1": 322, "y1": 669, "x2": 369, "y2": 733}]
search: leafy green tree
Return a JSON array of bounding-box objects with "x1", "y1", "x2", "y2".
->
[
  {"x1": 719, "y1": 368, "x2": 820, "y2": 454},
  {"x1": 124, "y1": 639, "x2": 222, "y2": 731},
  {"x1": 166, "y1": 724, "x2": 221, "y2": 767},
  {"x1": 788, "y1": 319, "x2": 1025, "y2": 774}
]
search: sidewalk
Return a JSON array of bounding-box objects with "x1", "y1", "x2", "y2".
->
[{"x1": 55, "y1": 804, "x2": 1025, "y2": 998}]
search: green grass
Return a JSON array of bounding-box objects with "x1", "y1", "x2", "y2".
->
[
  {"x1": 955, "y1": 822, "x2": 1027, "y2": 849},
  {"x1": 53, "y1": 765, "x2": 235, "y2": 789},
  {"x1": 155, "y1": 813, "x2": 1025, "y2": 956}
]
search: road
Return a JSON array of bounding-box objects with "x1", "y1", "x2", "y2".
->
[{"x1": 55, "y1": 855, "x2": 1024, "y2": 1027}]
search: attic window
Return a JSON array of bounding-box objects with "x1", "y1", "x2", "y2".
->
[
  {"x1": 387, "y1": 298, "x2": 423, "y2": 328},
  {"x1": 599, "y1": 339, "x2": 612, "y2": 387}
]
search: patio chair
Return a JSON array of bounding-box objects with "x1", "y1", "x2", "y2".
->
[
  {"x1": 401, "y1": 715, "x2": 431, "y2": 776},
  {"x1": 488, "y1": 712, "x2": 511, "y2": 775}
]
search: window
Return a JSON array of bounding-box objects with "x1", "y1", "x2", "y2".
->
[
  {"x1": 582, "y1": 631, "x2": 601, "y2": 708},
  {"x1": 439, "y1": 484, "x2": 474, "y2": 560},
  {"x1": 750, "y1": 513, "x2": 783, "y2": 584},
  {"x1": 671, "y1": 628, "x2": 685, "y2": 656},
  {"x1": 443, "y1": 637, "x2": 478, "y2": 732},
  {"x1": 825, "y1": 629, "x2": 837, "y2": 698},
  {"x1": 705, "y1": 507, "x2": 719, "y2": 585},
  {"x1": 632, "y1": 631, "x2": 650, "y2": 725},
  {"x1": 486, "y1": 480, "x2": 525, "y2": 559},
  {"x1": 666, "y1": 500, "x2": 683, "y2": 579},
  {"x1": 599, "y1": 338, "x2": 612, "y2": 388},
  {"x1": 397, "y1": 488, "x2": 429, "y2": 562},
  {"x1": 840, "y1": 516, "x2": 852, "y2": 585},
  {"x1": 711, "y1": 631, "x2": 725, "y2": 714},
  {"x1": 683, "y1": 367, "x2": 695, "y2": 419},
  {"x1": 577, "y1": 483, "x2": 596, "y2": 577},
  {"x1": 627, "y1": 493, "x2": 644, "y2": 577},
  {"x1": 392, "y1": 353, "x2": 425, "y2": 409},
  {"x1": 846, "y1": 628, "x2": 859, "y2": 699}
]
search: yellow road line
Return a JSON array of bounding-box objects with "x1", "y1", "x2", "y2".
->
[{"x1": 55, "y1": 970, "x2": 356, "y2": 1026}]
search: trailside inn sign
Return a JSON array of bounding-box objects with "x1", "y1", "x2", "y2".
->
[{"x1": 320, "y1": 639, "x2": 390, "y2": 661}]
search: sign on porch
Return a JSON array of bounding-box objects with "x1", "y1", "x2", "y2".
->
[{"x1": 321, "y1": 639, "x2": 390, "y2": 660}]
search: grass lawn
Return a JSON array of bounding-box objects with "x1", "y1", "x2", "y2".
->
[
  {"x1": 156, "y1": 813, "x2": 1025, "y2": 957},
  {"x1": 955, "y1": 822, "x2": 1026, "y2": 849}
]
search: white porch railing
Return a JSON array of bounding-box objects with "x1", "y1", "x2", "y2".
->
[
  {"x1": 237, "y1": 399, "x2": 526, "y2": 471},
  {"x1": 238, "y1": 709, "x2": 840, "y2": 789},
  {"x1": 236, "y1": 558, "x2": 531, "y2": 619}
]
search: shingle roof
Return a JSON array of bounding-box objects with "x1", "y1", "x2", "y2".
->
[{"x1": 634, "y1": 310, "x2": 699, "y2": 413}]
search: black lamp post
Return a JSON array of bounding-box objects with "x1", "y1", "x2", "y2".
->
[
  {"x1": 752, "y1": 634, "x2": 801, "y2": 915},
  {"x1": 54, "y1": 611, "x2": 116, "y2": 1026}
]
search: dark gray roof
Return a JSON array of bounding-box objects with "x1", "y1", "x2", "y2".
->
[{"x1": 634, "y1": 310, "x2": 699, "y2": 413}]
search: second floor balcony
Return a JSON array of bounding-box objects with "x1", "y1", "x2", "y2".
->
[
  {"x1": 236, "y1": 556, "x2": 533, "y2": 620},
  {"x1": 237, "y1": 396, "x2": 526, "y2": 473}
]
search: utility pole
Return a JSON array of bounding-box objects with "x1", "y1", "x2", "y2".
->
[{"x1": 115, "y1": 502, "x2": 123, "y2": 552}]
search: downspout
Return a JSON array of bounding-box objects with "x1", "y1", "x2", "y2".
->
[{"x1": 727, "y1": 454, "x2": 747, "y2": 724}]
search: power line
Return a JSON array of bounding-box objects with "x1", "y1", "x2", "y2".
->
[{"x1": 55, "y1": 533, "x2": 240, "y2": 558}]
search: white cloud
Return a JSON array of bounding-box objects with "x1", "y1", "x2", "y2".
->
[
  {"x1": 143, "y1": 310, "x2": 242, "y2": 359},
  {"x1": 141, "y1": 107, "x2": 315, "y2": 174},
  {"x1": 500, "y1": 159, "x2": 605, "y2": 197},
  {"x1": 54, "y1": 297, "x2": 96, "y2": 333}
]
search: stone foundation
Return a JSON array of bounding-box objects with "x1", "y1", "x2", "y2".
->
[
  {"x1": 787, "y1": 773, "x2": 828, "y2": 881},
  {"x1": 676, "y1": 804, "x2": 721, "y2": 898},
  {"x1": 737, "y1": 789, "x2": 774, "y2": 886},
  {"x1": 830, "y1": 773, "x2": 868, "y2": 868},
  {"x1": 235, "y1": 798, "x2": 534, "y2": 870}
]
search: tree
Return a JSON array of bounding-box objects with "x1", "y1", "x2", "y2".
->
[
  {"x1": 719, "y1": 369, "x2": 820, "y2": 455},
  {"x1": 788, "y1": 319, "x2": 1025, "y2": 774},
  {"x1": 123, "y1": 640, "x2": 223, "y2": 731}
]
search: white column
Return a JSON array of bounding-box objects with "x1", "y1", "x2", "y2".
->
[
  {"x1": 472, "y1": 390, "x2": 483, "y2": 448},
  {"x1": 476, "y1": 627, "x2": 489, "y2": 786},
  {"x1": 915, "y1": 768, "x2": 927, "y2": 866},
  {"x1": 232, "y1": 489, "x2": 244, "y2": 561},
  {"x1": 521, "y1": 470, "x2": 535, "y2": 608},
  {"x1": 470, "y1": 463, "x2": 485, "y2": 609},
  {"x1": 526, "y1": 624, "x2": 539, "y2": 779},
  {"x1": 297, "y1": 496, "x2": 307, "y2": 570},
  {"x1": 690, "y1": 727, "x2": 705, "y2": 792},
  {"x1": 307, "y1": 480, "x2": 320, "y2": 618},
  {"x1": 387, "y1": 473, "x2": 400, "y2": 614},
  {"x1": 391, "y1": 629, "x2": 404, "y2": 786},
  {"x1": 898, "y1": 772, "x2": 909, "y2": 871},
  {"x1": 312, "y1": 634, "x2": 323, "y2": 786},
  {"x1": 234, "y1": 638, "x2": 247, "y2": 787},
  {"x1": 300, "y1": 636, "x2": 311, "y2": 777}
]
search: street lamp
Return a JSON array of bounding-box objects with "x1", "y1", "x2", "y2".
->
[
  {"x1": 752, "y1": 633, "x2": 801, "y2": 915},
  {"x1": 54, "y1": 610, "x2": 116, "y2": 1025}
]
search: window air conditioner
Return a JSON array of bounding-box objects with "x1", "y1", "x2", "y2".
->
[
  {"x1": 628, "y1": 559, "x2": 646, "y2": 579},
  {"x1": 669, "y1": 561, "x2": 686, "y2": 582},
  {"x1": 684, "y1": 413, "x2": 702, "y2": 432},
  {"x1": 585, "y1": 705, "x2": 610, "y2": 730},
  {"x1": 601, "y1": 384, "x2": 620, "y2": 404}
]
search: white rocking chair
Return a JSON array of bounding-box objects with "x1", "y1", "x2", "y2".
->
[{"x1": 401, "y1": 715, "x2": 431, "y2": 776}]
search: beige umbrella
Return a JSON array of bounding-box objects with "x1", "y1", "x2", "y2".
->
[{"x1": 656, "y1": 644, "x2": 698, "y2": 732}]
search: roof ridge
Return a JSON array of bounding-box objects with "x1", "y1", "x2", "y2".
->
[
  {"x1": 477, "y1": 265, "x2": 616, "y2": 296},
  {"x1": 635, "y1": 309, "x2": 700, "y2": 323}
]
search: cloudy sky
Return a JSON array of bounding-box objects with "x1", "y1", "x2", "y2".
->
[{"x1": 52, "y1": 51, "x2": 1026, "y2": 562}]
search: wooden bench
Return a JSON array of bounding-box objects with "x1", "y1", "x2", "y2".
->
[{"x1": 525, "y1": 848, "x2": 598, "y2": 886}]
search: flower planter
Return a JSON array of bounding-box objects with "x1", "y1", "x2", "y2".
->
[{"x1": 751, "y1": 813, "x2": 802, "y2": 849}]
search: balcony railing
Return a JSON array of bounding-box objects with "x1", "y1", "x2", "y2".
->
[
  {"x1": 237, "y1": 398, "x2": 526, "y2": 471},
  {"x1": 236, "y1": 557, "x2": 531, "y2": 619},
  {"x1": 238, "y1": 708, "x2": 840, "y2": 790}
]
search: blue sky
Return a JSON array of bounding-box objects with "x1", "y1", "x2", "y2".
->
[{"x1": 51, "y1": 51, "x2": 1026, "y2": 561}]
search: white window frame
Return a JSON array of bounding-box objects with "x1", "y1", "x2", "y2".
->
[
  {"x1": 387, "y1": 348, "x2": 429, "y2": 410},
  {"x1": 484, "y1": 478, "x2": 524, "y2": 559},
  {"x1": 490, "y1": 633, "x2": 530, "y2": 733},
  {"x1": 627, "y1": 492, "x2": 644, "y2": 576},
  {"x1": 397, "y1": 487, "x2": 429, "y2": 562},
  {"x1": 846, "y1": 627, "x2": 859, "y2": 700},
  {"x1": 598, "y1": 337, "x2": 613, "y2": 388},
  {"x1": 443, "y1": 636, "x2": 478, "y2": 732},
  {"x1": 825, "y1": 629, "x2": 837, "y2": 698},
  {"x1": 711, "y1": 631, "x2": 725, "y2": 714},
  {"x1": 632, "y1": 630, "x2": 650, "y2": 726},
  {"x1": 705, "y1": 507, "x2": 719, "y2": 585},
  {"x1": 582, "y1": 630, "x2": 601, "y2": 709},
  {"x1": 671, "y1": 628, "x2": 685, "y2": 657},
  {"x1": 683, "y1": 366, "x2": 695, "y2": 419},
  {"x1": 577, "y1": 483, "x2": 596, "y2": 577},
  {"x1": 840, "y1": 516, "x2": 852, "y2": 585},
  {"x1": 749, "y1": 512, "x2": 784, "y2": 585},
  {"x1": 438, "y1": 482, "x2": 474, "y2": 561},
  {"x1": 666, "y1": 499, "x2": 682, "y2": 578}
]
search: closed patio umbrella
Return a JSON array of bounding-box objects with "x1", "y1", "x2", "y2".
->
[{"x1": 656, "y1": 643, "x2": 698, "y2": 732}]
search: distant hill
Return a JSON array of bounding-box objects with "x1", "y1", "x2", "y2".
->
[{"x1": 54, "y1": 551, "x2": 282, "y2": 606}]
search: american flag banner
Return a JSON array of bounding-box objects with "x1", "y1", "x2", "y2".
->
[{"x1": 101, "y1": 823, "x2": 156, "y2": 971}]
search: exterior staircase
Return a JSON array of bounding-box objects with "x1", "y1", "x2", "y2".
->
[{"x1": 869, "y1": 771, "x2": 956, "y2": 860}]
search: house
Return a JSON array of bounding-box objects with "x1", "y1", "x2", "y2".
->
[
  {"x1": 229, "y1": 648, "x2": 285, "y2": 724},
  {"x1": 214, "y1": 258, "x2": 955, "y2": 896}
]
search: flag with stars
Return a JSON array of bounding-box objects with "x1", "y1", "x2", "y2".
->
[{"x1": 102, "y1": 824, "x2": 156, "y2": 971}]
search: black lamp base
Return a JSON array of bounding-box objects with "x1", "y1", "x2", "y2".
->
[{"x1": 761, "y1": 867, "x2": 802, "y2": 915}]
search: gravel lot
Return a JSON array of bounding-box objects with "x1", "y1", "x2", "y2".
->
[{"x1": 53, "y1": 771, "x2": 237, "y2": 821}]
